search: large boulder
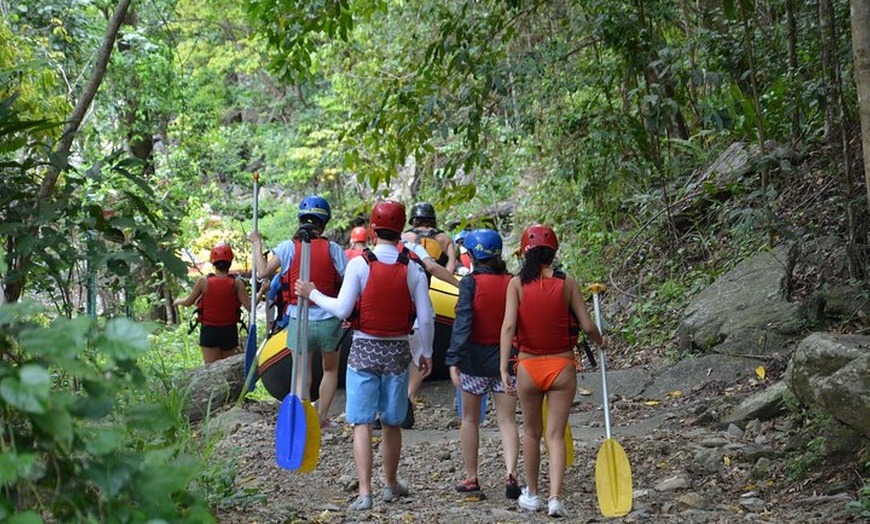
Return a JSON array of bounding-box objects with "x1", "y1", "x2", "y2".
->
[
  {"x1": 785, "y1": 333, "x2": 870, "y2": 439},
  {"x1": 677, "y1": 244, "x2": 802, "y2": 356},
  {"x1": 174, "y1": 353, "x2": 246, "y2": 422}
]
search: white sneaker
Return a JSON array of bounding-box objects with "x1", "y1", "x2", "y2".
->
[
  {"x1": 518, "y1": 486, "x2": 541, "y2": 512},
  {"x1": 548, "y1": 497, "x2": 568, "y2": 518}
]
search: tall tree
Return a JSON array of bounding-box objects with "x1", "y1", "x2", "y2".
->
[{"x1": 852, "y1": 0, "x2": 870, "y2": 205}]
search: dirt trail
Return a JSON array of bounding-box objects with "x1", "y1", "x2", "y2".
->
[{"x1": 211, "y1": 374, "x2": 854, "y2": 524}]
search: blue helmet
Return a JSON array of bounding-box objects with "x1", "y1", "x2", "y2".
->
[
  {"x1": 465, "y1": 228, "x2": 502, "y2": 260},
  {"x1": 298, "y1": 195, "x2": 331, "y2": 225},
  {"x1": 453, "y1": 230, "x2": 469, "y2": 245}
]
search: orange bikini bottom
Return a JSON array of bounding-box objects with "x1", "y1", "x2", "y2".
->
[{"x1": 517, "y1": 356, "x2": 574, "y2": 392}]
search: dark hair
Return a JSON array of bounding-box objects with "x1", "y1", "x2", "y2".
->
[
  {"x1": 519, "y1": 247, "x2": 556, "y2": 284},
  {"x1": 411, "y1": 217, "x2": 436, "y2": 228},
  {"x1": 471, "y1": 253, "x2": 508, "y2": 274},
  {"x1": 213, "y1": 260, "x2": 232, "y2": 272},
  {"x1": 374, "y1": 229, "x2": 400, "y2": 242}
]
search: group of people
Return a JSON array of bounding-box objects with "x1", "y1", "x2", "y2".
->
[{"x1": 176, "y1": 195, "x2": 606, "y2": 518}]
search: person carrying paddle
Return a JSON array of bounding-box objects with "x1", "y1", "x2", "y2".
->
[
  {"x1": 499, "y1": 224, "x2": 605, "y2": 518},
  {"x1": 174, "y1": 243, "x2": 250, "y2": 364},
  {"x1": 295, "y1": 200, "x2": 435, "y2": 511},
  {"x1": 445, "y1": 229, "x2": 521, "y2": 501},
  {"x1": 345, "y1": 226, "x2": 368, "y2": 260},
  {"x1": 248, "y1": 195, "x2": 348, "y2": 430}
]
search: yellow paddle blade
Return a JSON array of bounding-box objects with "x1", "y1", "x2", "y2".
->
[
  {"x1": 299, "y1": 401, "x2": 321, "y2": 473},
  {"x1": 595, "y1": 438, "x2": 633, "y2": 517},
  {"x1": 542, "y1": 398, "x2": 574, "y2": 468}
]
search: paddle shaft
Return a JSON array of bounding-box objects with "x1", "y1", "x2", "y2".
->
[
  {"x1": 593, "y1": 292, "x2": 612, "y2": 440},
  {"x1": 297, "y1": 237, "x2": 311, "y2": 399},
  {"x1": 250, "y1": 174, "x2": 259, "y2": 326}
]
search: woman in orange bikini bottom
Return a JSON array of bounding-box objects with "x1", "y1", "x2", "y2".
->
[{"x1": 517, "y1": 356, "x2": 575, "y2": 392}]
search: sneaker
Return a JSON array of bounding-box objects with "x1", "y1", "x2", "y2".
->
[
  {"x1": 548, "y1": 497, "x2": 568, "y2": 518},
  {"x1": 454, "y1": 477, "x2": 481, "y2": 493},
  {"x1": 505, "y1": 474, "x2": 521, "y2": 500},
  {"x1": 349, "y1": 494, "x2": 373, "y2": 511},
  {"x1": 382, "y1": 480, "x2": 409, "y2": 503},
  {"x1": 401, "y1": 398, "x2": 415, "y2": 429},
  {"x1": 321, "y1": 419, "x2": 339, "y2": 431},
  {"x1": 518, "y1": 487, "x2": 541, "y2": 512}
]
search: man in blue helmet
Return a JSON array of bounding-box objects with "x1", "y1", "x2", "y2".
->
[{"x1": 249, "y1": 195, "x2": 348, "y2": 430}]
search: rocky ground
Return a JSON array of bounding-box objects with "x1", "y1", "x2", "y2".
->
[{"x1": 206, "y1": 363, "x2": 862, "y2": 524}]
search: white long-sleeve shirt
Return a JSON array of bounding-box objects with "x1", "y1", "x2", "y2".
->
[{"x1": 308, "y1": 242, "x2": 435, "y2": 361}]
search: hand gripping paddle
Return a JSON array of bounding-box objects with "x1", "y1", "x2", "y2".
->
[{"x1": 589, "y1": 283, "x2": 632, "y2": 517}]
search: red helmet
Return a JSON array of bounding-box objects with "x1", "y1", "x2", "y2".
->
[
  {"x1": 520, "y1": 224, "x2": 559, "y2": 253},
  {"x1": 350, "y1": 226, "x2": 368, "y2": 242},
  {"x1": 210, "y1": 243, "x2": 234, "y2": 263},
  {"x1": 370, "y1": 200, "x2": 406, "y2": 233}
]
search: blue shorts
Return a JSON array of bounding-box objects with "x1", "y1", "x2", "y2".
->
[{"x1": 345, "y1": 366, "x2": 410, "y2": 426}]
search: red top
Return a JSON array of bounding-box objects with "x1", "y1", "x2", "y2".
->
[
  {"x1": 199, "y1": 275, "x2": 241, "y2": 326},
  {"x1": 516, "y1": 275, "x2": 577, "y2": 354},
  {"x1": 469, "y1": 273, "x2": 511, "y2": 345},
  {"x1": 283, "y1": 238, "x2": 340, "y2": 305},
  {"x1": 350, "y1": 248, "x2": 416, "y2": 337}
]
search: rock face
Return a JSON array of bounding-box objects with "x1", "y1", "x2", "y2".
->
[
  {"x1": 677, "y1": 244, "x2": 802, "y2": 356},
  {"x1": 785, "y1": 333, "x2": 870, "y2": 439}
]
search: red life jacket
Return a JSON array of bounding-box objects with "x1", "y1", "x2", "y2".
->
[
  {"x1": 469, "y1": 272, "x2": 512, "y2": 345},
  {"x1": 282, "y1": 238, "x2": 341, "y2": 306},
  {"x1": 516, "y1": 271, "x2": 578, "y2": 355},
  {"x1": 199, "y1": 274, "x2": 241, "y2": 326},
  {"x1": 345, "y1": 246, "x2": 365, "y2": 260},
  {"x1": 350, "y1": 247, "x2": 416, "y2": 337}
]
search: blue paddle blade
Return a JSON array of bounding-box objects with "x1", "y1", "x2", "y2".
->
[
  {"x1": 244, "y1": 324, "x2": 257, "y2": 392},
  {"x1": 275, "y1": 394, "x2": 307, "y2": 470}
]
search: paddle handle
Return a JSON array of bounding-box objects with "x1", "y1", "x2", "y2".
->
[{"x1": 592, "y1": 288, "x2": 612, "y2": 440}]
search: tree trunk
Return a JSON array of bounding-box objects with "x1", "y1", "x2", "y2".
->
[
  {"x1": 3, "y1": 0, "x2": 132, "y2": 305},
  {"x1": 851, "y1": 0, "x2": 870, "y2": 206},
  {"x1": 38, "y1": 0, "x2": 133, "y2": 200}
]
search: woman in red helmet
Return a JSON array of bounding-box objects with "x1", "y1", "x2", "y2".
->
[
  {"x1": 499, "y1": 224, "x2": 605, "y2": 518},
  {"x1": 174, "y1": 243, "x2": 251, "y2": 364}
]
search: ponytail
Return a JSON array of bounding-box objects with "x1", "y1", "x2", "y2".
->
[{"x1": 519, "y1": 247, "x2": 555, "y2": 284}]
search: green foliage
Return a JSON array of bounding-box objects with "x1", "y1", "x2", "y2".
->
[
  {"x1": 0, "y1": 302, "x2": 215, "y2": 522},
  {"x1": 847, "y1": 480, "x2": 870, "y2": 519}
]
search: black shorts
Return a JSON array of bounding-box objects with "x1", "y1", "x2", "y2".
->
[{"x1": 200, "y1": 324, "x2": 240, "y2": 350}]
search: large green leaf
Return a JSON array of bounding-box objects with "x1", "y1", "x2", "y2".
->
[
  {"x1": 0, "y1": 365, "x2": 50, "y2": 414},
  {"x1": 82, "y1": 425, "x2": 126, "y2": 456},
  {"x1": 82, "y1": 456, "x2": 136, "y2": 500},
  {"x1": 6, "y1": 512, "x2": 44, "y2": 524},
  {"x1": 18, "y1": 317, "x2": 90, "y2": 361},
  {"x1": 95, "y1": 318, "x2": 149, "y2": 360},
  {"x1": 0, "y1": 451, "x2": 39, "y2": 485}
]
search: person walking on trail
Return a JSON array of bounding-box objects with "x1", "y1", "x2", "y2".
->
[
  {"x1": 401, "y1": 201, "x2": 456, "y2": 410},
  {"x1": 248, "y1": 195, "x2": 348, "y2": 430},
  {"x1": 345, "y1": 226, "x2": 368, "y2": 260},
  {"x1": 402, "y1": 201, "x2": 457, "y2": 274},
  {"x1": 445, "y1": 229, "x2": 521, "y2": 502},
  {"x1": 499, "y1": 224, "x2": 606, "y2": 518},
  {"x1": 174, "y1": 243, "x2": 250, "y2": 364},
  {"x1": 295, "y1": 200, "x2": 435, "y2": 512}
]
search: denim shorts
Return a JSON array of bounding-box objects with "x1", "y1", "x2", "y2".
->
[
  {"x1": 345, "y1": 366, "x2": 410, "y2": 426},
  {"x1": 285, "y1": 316, "x2": 344, "y2": 353}
]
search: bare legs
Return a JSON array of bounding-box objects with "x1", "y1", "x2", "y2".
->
[
  {"x1": 516, "y1": 362, "x2": 575, "y2": 499},
  {"x1": 353, "y1": 422, "x2": 403, "y2": 497}
]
